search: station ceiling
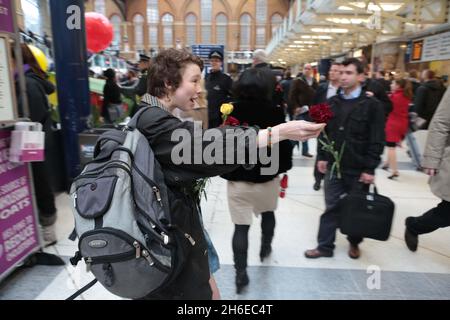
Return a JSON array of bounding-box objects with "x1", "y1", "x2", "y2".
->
[{"x1": 266, "y1": 0, "x2": 450, "y2": 66}]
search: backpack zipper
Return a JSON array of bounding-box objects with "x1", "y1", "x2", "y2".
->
[
  {"x1": 152, "y1": 186, "x2": 163, "y2": 207},
  {"x1": 133, "y1": 241, "x2": 141, "y2": 258},
  {"x1": 84, "y1": 249, "x2": 136, "y2": 272},
  {"x1": 73, "y1": 162, "x2": 131, "y2": 182},
  {"x1": 79, "y1": 159, "x2": 130, "y2": 177},
  {"x1": 184, "y1": 233, "x2": 196, "y2": 246},
  {"x1": 79, "y1": 228, "x2": 169, "y2": 273}
]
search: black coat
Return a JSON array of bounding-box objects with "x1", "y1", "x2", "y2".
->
[
  {"x1": 313, "y1": 82, "x2": 329, "y2": 105},
  {"x1": 301, "y1": 75, "x2": 319, "y2": 91},
  {"x1": 102, "y1": 79, "x2": 122, "y2": 121},
  {"x1": 220, "y1": 99, "x2": 293, "y2": 183},
  {"x1": 136, "y1": 96, "x2": 259, "y2": 299},
  {"x1": 363, "y1": 78, "x2": 393, "y2": 119},
  {"x1": 205, "y1": 70, "x2": 233, "y2": 124},
  {"x1": 16, "y1": 70, "x2": 55, "y2": 129},
  {"x1": 317, "y1": 91, "x2": 385, "y2": 175},
  {"x1": 135, "y1": 72, "x2": 148, "y2": 97},
  {"x1": 414, "y1": 80, "x2": 446, "y2": 128},
  {"x1": 253, "y1": 63, "x2": 279, "y2": 105}
]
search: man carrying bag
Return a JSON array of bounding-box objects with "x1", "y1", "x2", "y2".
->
[{"x1": 338, "y1": 184, "x2": 395, "y2": 241}]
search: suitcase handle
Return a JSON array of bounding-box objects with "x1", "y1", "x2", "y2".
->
[{"x1": 354, "y1": 182, "x2": 378, "y2": 195}]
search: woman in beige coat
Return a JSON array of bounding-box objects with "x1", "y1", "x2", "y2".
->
[{"x1": 405, "y1": 86, "x2": 450, "y2": 251}]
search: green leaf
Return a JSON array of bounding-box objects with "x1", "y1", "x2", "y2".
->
[{"x1": 330, "y1": 162, "x2": 337, "y2": 178}]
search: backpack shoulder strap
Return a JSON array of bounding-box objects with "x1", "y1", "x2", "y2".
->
[
  {"x1": 66, "y1": 279, "x2": 98, "y2": 300},
  {"x1": 126, "y1": 106, "x2": 150, "y2": 130}
]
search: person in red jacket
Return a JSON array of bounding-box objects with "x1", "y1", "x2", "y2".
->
[{"x1": 382, "y1": 79, "x2": 413, "y2": 179}]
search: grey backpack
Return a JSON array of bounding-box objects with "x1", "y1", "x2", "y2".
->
[{"x1": 67, "y1": 107, "x2": 194, "y2": 300}]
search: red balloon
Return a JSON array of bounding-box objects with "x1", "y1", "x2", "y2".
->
[{"x1": 85, "y1": 12, "x2": 114, "y2": 53}]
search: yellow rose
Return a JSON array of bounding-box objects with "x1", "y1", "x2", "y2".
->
[{"x1": 220, "y1": 103, "x2": 234, "y2": 116}]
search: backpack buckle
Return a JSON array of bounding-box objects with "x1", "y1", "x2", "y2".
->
[{"x1": 69, "y1": 251, "x2": 82, "y2": 266}]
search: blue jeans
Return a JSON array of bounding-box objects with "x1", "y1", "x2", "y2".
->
[{"x1": 196, "y1": 203, "x2": 220, "y2": 274}]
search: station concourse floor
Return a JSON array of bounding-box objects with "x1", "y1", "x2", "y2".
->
[{"x1": 0, "y1": 138, "x2": 449, "y2": 300}]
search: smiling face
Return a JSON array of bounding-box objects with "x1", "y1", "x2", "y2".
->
[
  {"x1": 168, "y1": 63, "x2": 202, "y2": 111},
  {"x1": 210, "y1": 57, "x2": 222, "y2": 72}
]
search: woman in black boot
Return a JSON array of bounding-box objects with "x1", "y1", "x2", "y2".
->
[{"x1": 222, "y1": 68, "x2": 293, "y2": 294}]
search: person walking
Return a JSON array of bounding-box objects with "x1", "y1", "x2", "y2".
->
[
  {"x1": 312, "y1": 62, "x2": 342, "y2": 190},
  {"x1": 405, "y1": 86, "x2": 450, "y2": 251},
  {"x1": 221, "y1": 68, "x2": 293, "y2": 294},
  {"x1": 101, "y1": 68, "x2": 122, "y2": 124},
  {"x1": 382, "y1": 79, "x2": 413, "y2": 179},
  {"x1": 304, "y1": 58, "x2": 385, "y2": 259},
  {"x1": 288, "y1": 77, "x2": 315, "y2": 157},
  {"x1": 413, "y1": 69, "x2": 446, "y2": 129}
]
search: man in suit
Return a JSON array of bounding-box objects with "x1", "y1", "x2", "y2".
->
[
  {"x1": 312, "y1": 62, "x2": 342, "y2": 190},
  {"x1": 301, "y1": 63, "x2": 319, "y2": 91}
]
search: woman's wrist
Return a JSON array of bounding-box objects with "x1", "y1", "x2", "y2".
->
[{"x1": 257, "y1": 125, "x2": 284, "y2": 148}]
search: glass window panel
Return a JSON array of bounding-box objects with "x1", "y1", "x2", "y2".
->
[
  {"x1": 146, "y1": 0, "x2": 159, "y2": 23},
  {"x1": 240, "y1": 14, "x2": 251, "y2": 50},
  {"x1": 256, "y1": 0, "x2": 267, "y2": 23}
]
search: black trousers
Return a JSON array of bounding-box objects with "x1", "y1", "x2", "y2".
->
[
  {"x1": 31, "y1": 161, "x2": 57, "y2": 226},
  {"x1": 406, "y1": 200, "x2": 450, "y2": 235},
  {"x1": 313, "y1": 157, "x2": 325, "y2": 184},
  {"x1": 233, "y1": 212, "x2": 275, "y2": 270},
  {"x1": 317, "y1": 172, "x2": 365, "y2": 253}
]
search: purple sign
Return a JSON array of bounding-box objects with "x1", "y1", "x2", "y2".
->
[
  {"x1": 0, "y1": 130, "x2": 40, "y2": 278},
  {"x1": 0, "y1": 0, "x2": 14, "y2": 33}
]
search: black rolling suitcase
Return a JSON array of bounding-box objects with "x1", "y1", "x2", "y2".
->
[{"x1": 338, "y1": 184, "x2": 395, "y2": 241}]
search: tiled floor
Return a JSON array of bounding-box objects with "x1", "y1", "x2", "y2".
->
[{"x1": 0, "y1": 138, "x2": 449, "y2": 300}]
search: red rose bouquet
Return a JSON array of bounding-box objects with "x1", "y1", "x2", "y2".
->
[{"x1": 309, "y1": 103, "x2": 345, "y2": 179}]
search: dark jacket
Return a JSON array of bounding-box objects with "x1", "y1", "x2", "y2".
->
[
  {"x1": 376, "y1": 78, "x2": 391, "y2": 94},
  {"x1": 313, "y1": 82, "x2": 330, "y2": 105},
  {"x1": 363, "y1": 78, "x2": 393, "y2": 119},
  {"x1": 288, "y1": 77, "x2": 315, "y2": 116},
  {"x1": 281, "y1": 77, "x2": 293, "y2": 104},
  {"x1": 317, "y1": 90, "x2": 385, "y2": 175},
  {"x1": 253, "y1": 63, "x2": 278, "y2": 104},
  {"x1": 16, "y1": 69, "x2": 55, "y2": 132},
  {"x1": 102, "y1": 79, "x2": 122, "y2": 122},
  {"x1": 220, "y1": 99, "x2": 293, "y2": 183},
  {"x1": 205, "y1": 70, "x2": 233, "y2": 125},
  {"x1": 301, "y1": 75, "x2": 319, "y2": 91},
  {"x1": 135, "y1": 71, "x2": 148, "y2": 97},
  {"x1": 136, "y1": 95, "x2": 258, "y2": 299},
  {"x1": 414, "y1": 80, "x2": 446, "y2": 129}
]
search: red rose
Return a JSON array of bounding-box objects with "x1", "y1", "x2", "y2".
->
[
  {"x1": 223, "y1": 116, "x2": 240, "y2": 126},
  {"x1": 309, "y1": 103, "x2": 334, "y2": 124}
]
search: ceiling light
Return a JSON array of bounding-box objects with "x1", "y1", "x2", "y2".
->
[
  {"x1": 325, "y1": 18, "x2": 368, "y2": 24},
  {"x1": 311, "y1": 28, "x2": 348, "y2": 33},
  {"x1": 338, "y1": 2, "x2": 403, "y2": 12},
  {"x1": 294, "y1": 40, "x2": 316, "y2": 44},
  {"x1": 301, "y1": 35, "x2": 333, "y2": 40}
]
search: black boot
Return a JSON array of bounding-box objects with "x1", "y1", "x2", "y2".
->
[
  {"x1": 233, "y1": 225, "x2": 250, "y2": 294},
  {"x1": 235, "y1": 269, "x2": 249, "y2": 294},
  {"x1": 260, "y1": 211, "x2": 275, "y2": 262}
]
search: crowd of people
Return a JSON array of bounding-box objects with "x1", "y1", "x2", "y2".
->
[{"x1": 14, "y1": 41, "x2": 449, "y2": 299}]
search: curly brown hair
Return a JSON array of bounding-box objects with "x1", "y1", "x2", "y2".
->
[{"x1": 147, "y1": 48, "x2": 204, "y2": 98}]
